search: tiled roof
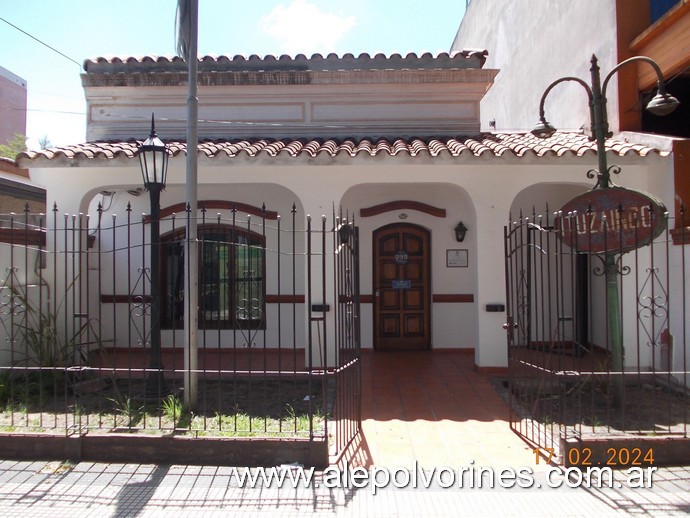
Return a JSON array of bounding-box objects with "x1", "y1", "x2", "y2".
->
[
  {"x1": 17, "y1": 132, "x2": 665, "y2": 164},
  {"x1": 82, "y1": 50, "x2": 489, "y2": 74}
]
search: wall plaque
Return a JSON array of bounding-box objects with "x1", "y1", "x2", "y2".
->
[{"x1": 392, "y1": 280, "x2": 412, "y2": 289}]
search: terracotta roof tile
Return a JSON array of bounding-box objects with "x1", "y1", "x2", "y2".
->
[
  {"x1": 82, "y1": 51, "x2": 489, "y2": 74},
  {"x1": 17, "y1": 132, "x2": 666, "y2": 165}
]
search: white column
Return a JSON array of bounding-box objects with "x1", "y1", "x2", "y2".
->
[{"x1": 467, "y1": 188, "x2": 514, "y2": 369}]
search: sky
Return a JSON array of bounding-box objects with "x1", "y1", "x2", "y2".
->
[{"x1": 0, "y1": 0, "x2": 467, "y2": 150}]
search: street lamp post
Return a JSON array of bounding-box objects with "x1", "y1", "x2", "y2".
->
[
  {"x1": 138, "y1": 114, "x2": 170, "y2": 397},
  {"x1": 532, "y1": 55, "x2": 678, "y2": 404}
]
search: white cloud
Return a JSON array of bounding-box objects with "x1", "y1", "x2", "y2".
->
[{"x1": 259, "y1": 0, "x2": 356, "y2": 55}]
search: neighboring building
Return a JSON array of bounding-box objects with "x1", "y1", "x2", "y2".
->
[
  {"x1": 0, "y1": 158, "x2": 45, "y2": 218},
  {"x1": 0, "y1": 65, "x2": 44, "y2": 300},
  {"x1": 15, "y1": 51, "x2": 680, "y2": 372},
  {"x1": 450, "y1": 0, "x2": 689, "y2": 137},
  {"x1": 0, "y1": 158, "x2": 45, "y2": 308},
  {"x1": 0, "y1": 66, "x2": 27, "y2": 145},
  {"x1": 0, "y1": 65, "x2": 42, "y2": 217},
  {"x1": 452, "y1": 0, "x2": 690, "y2": 249}
]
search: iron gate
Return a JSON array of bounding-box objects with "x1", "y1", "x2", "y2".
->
[
  {"x1": 329, "y1": 216, "x2": 362, "y2": 464},
  {"x1": 504, "y1": 207, "x2": 689, "y2": 465}
]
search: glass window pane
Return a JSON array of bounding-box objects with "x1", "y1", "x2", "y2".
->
[
  {"x1": 162, "y1": 226, "x2": 264, "y2": 329},
  {"x1": 164, "y1": 240, "x2": 184, "y2": 325}
]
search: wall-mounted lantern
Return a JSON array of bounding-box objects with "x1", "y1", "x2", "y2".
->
[{"x1": 454, "y1": 221, "x2": 468, "y2": 242}]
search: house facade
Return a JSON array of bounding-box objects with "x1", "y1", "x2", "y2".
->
[{"x1": 14, "y1": 50, "x2": 682, "y2": 375}]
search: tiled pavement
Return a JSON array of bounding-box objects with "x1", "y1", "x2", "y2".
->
[
  {"x1": 1, "y1": 350, "x2": 689, "y2": 516},
  {"x1": 1, "y1": 460, "x2": 689, "y2": 516},
  {"x1": 359, "y1": 351, "x2": 537, "y2": 470}
]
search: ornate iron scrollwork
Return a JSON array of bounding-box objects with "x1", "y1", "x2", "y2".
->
[
  {"x1": 637, "y1": 267, "x2": 669, "y2": 348},
  {"x1": 130, "y1": 266, "x2": 152, "y2": 347}
]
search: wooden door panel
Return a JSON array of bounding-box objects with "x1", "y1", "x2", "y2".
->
[
  {"x1": 381, "y1": 315, "x2": 400, "y2": 336},
  {"x1": 373, "y1": 224, "x2": 430, "y2": 350},
  {"x1": 403, "y1": 234, "x2": 423, "y2": 254},
  {"x1": 380, "y1": 234, "x2": 400, "y2": 253},
  {"x1": 403, "y1": 289, "x2": 423, "y2": 309},
  {"x1": 405, "y1": 262, "x2": 423, "y2": 281},
  {"x1": 404, "y1": 314, "x2": 424, "y2": 336},
  {"x1": 381, "y1": 262, "x2": 398, "y2": 281},
  {"x1": 380, "y1": 289, "x2": 400, "y2": 309}
]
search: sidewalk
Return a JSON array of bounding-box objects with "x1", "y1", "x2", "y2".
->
[{"x1": 0, "y1": 460, "x2": 689, "y2": 516}]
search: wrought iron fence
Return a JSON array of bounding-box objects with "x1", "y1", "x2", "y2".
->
[
  {"x1": 505, "y1": 205, "x2": 688, "y2": 463},
  {"x1": 0, "y1": 204, "x2": 360, "y2": 461}
]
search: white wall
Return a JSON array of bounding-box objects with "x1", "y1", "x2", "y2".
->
[{"x1": 451, "y1": 0, "x2": 619, "y2": 133}]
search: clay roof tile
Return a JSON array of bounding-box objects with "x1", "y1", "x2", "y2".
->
[{"x1": 16, "y1": 132, "x2": 666, "y2": 165}]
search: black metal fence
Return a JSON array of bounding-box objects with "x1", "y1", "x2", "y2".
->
[
  {"x1": 505, "y1": 205, "x2": 688, "y2": 463},
  {"x1": 0, "y1": 204, "x2": 360, "y2": 462}
]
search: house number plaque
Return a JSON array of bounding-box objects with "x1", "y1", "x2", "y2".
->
[{"x1": 395, "y1": 251, "x2": 408, "y2": 264}]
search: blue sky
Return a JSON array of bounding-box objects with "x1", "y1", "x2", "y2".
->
[{"x1": 0, "y1": 0, "x2": 467, "y2": 149}]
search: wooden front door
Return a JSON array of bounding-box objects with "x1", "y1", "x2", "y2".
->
[{"x1": 373, "y1": 224, "x2": 431, "y2": 350}]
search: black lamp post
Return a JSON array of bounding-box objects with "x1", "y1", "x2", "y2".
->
[
  {"x1": 138, "y1": 114, "x2": 169, "y2": 396},
  {"x1": 532, "y1": 55, "x2": 679, "y2": 189},
  {"x1": 531, "y1": 55, "x2": 678, "y2": 403}
]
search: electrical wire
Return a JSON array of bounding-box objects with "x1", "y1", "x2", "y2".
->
[{"x1": 0, "y1": 16, "x2": 82, "y2": 69}]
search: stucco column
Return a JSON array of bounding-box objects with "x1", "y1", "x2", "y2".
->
[{"x1": 470, "y1": 191, "x2": 513, "y2": 369}]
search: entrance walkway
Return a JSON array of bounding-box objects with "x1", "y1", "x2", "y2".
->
[{"x1": 356, "y1": 350, "x2": 539, "y2": 470}]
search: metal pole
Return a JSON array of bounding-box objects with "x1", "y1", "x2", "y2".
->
[
  {"x1": 146, "y1": 184, "x2": 167, "y2": 396},
  {"x1": 589, "y1": 56, "x2": 610, "y2": 189},
  {"x1": 589, "y1": 55, "x2": 624, "y2": 404},
  {"x1": 184, "y1": 0, "x2": 199, "y2": 409}
]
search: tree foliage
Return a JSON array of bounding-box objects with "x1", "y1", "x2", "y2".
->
[
  {"x1": 0, "y1": 133, "x2": 28, "y2": 160},
  {"x1": 38, "y1": 135, "x2": 52, "y2": 150}
]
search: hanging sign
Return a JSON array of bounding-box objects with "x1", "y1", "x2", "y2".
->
[{"x1": 555, "y1": 186, "x2": 667, "y2": 254}]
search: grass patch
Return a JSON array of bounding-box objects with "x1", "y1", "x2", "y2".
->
[{"x1": 0, "y1": 376, "x2": 325, "y2": 438}]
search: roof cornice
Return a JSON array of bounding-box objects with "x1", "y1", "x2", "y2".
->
[
  {"x1": 82, "y1": 50, "x2": 489, "y2": 75},
  {"x1": 82, "y1": 68, "x2": 498, "y2": 88}
]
